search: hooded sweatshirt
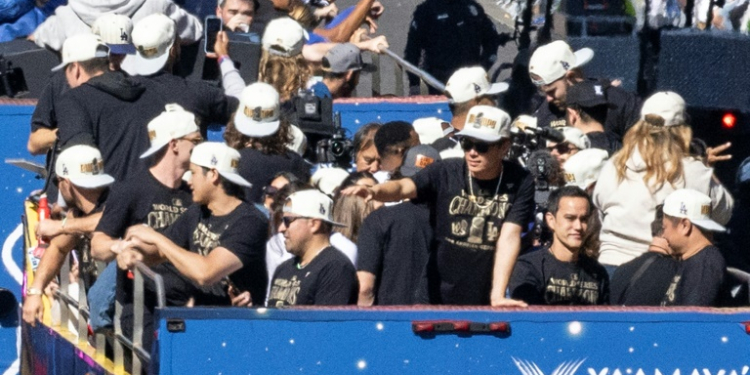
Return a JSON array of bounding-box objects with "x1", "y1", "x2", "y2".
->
[
  {"x1": 58, "y1": 70, "x2": 166, "y2": 181},
  {"x1": 33, "y1": 0, "x2": 202, "y2": 51},
  {"x1": 593, "y1": 147, "x2": 734, "y2": 266}
]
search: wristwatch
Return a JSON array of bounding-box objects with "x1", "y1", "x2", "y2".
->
[{"x1": 26, "y1": 287, "x2": 43, "y2": 296}]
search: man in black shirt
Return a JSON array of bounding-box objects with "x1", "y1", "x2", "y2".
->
[
  {"x1": 344, "y1": 105, "x2": 535, "y2": 306},
  {"x1": 117, "y1": 142, "x2": 268, "y2": 307},
  {"x1": 357, "y1": 145, "x2": 440, "y2": 305},
  {"x1": 529, "y1": 40, "x2": 641, "y2": 139},
  {"x1": 268, "y1": 189, "x2": 358, "y2": 306},
  {"x1": 564, "y1": 80, "x2": 622, "y2": 155},
  {"x1": 659, "y1": 189, "x2": 727, "y2": 306},
  {"x1": 404, "y1": 0, "x2": 509, "y2": 95},
  {"x1": 128, "y1": 14, "x2": 239, "y2": 138},
  {"x1": 509, "y1": 186, "x2": 609, "y2": 305},
  {"x1": 90, "y1": 105, "x2": 201, "y2": 348},
  {"x1": 22, "y1": 145, "x2": 114, "y2": 326}
]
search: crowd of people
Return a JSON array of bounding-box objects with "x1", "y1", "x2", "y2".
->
[{"x1": 14, "y1": 0, "x2": 748, "y2": 363}]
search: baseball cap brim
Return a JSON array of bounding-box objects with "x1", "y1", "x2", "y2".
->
[
  {"x1": 219, "y1": 171, "x2": 253, "y2": 188},
  {"x1": 108, "y1": 43, "x2": 136, "y2": 55},
  {"x1": 234, "y1": 113, "x2": 281, "y2": 138},
  {"x1": 132, "y1": 49, "x2": 170, "y2": 76},
  {"x1": 140, "y1": 139, "x2": 170, "y2": 159},
  {"x1": 51, "y1": 62, "x2": 69, "y2": 72},
  {"x1": 455, "y1": 129, "x2": 503, "y2": 143},
  {"x1": 690, "y1": 219, "x2": 726, "y2": 232},
  {"x1": 573, "y1": 48, "x2": 594, "y2": 69},
  {"x1": 51, "y1": 49, "x2": 110, "y2": 72},
  {"x1": 283, "y1": 206, "x2": 346, "y2": 227},
  {"x1": 485, "y1": 82, "x2": 510, "y2": 95},
  {"x1": 69, "y1": 174, "x2": 115, "y2": 189}
]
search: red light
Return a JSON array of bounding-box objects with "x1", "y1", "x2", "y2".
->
[
  {"x1": 722, "y1": 113, "x2": 736, "y2": 129},
  {"x1": 744, "y1": 322, "x2": 750, "y2": 334}
]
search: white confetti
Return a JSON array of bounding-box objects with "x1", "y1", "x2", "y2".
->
[
  {"x1": 568, "y1": 321, "x2": 582, "y2": 335},
  {"x1": 289, "y1": 339, "x2": 295, "y2": 344},
  {"x1": 721, "y1": 336, "x2": 729, "y2": 343},
  {"x1": 628, "y1": 347, "x2": 634, "y2": 353},
  {"x1": 376, "y1": 322, "x2": 384, "y2": 331},
  {"x1": 357, "y1": 360, "x2": 367, "y2": 370}
]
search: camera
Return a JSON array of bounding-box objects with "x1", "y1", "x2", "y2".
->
[
  {"x1": 0, "y1": 56, "x2": 28, "y2": 98},
  {"x1": 315, "y1": 112, "x2": 353, "y2": 168}
]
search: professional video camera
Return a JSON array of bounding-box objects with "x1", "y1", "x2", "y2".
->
[
  {"x1": 0, "y1": 56, "x2": 27, "y2": 98},
  {"x1": 315, "y1": 112, "x2": 353, "y2": 168}
]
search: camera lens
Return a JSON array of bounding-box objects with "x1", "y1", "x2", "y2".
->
[{"x1": 331, "y1": 141, "x2": 344, "y2": 157}]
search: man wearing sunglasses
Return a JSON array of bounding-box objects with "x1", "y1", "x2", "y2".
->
[
  {"x1": 529, "y1": 40, "x2": 641, "y2": 140},
  {"x1": 89, "y1": 104, "x2": 201, "y2": 353},
  {"x1": 545, "y1": 126, "x2": 590, "y2": 166},
  {"x1": 343, "y1": 105, "x2": 535, "y2": 307},
  {"x1": 268, "y1": 189, "x2": 358, "y2": 306}
]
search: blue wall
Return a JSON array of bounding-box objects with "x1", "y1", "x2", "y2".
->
[{"x1": 0, "y1": 104, "x2": 46, "y2": 375}]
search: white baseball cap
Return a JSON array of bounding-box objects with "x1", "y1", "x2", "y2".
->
[
  {"x1": 140, "y1": 104, "x2": 200, "y2": 158},
  {"x1": 55, "y1": 145, "x2": 115, "y2": 189},
  {"x1": 51, "y1": 33, "x2": 110, "y2": 72},
  {"x1": 91, "y1": 13, "x2": 136, "y2": 55},
  {"x1": 560, "y1": 127, "x2": 591, "y2": 150},
  {"x1": 131, "y1": 14, "x2": 175, "y2": 76},
  {"x1": 456, "y1": 105, "x2": 511, "y2": 143},
  {"x1": 262, "y1": 17, "x2": 308, "y2": 57},
  {"x1": 412, "y1": 117, "x2": 449, "y2": 145},
  {"x1": 284, "y1": 189, "x2": 345, "y2": 226},
  {"x1": 640, "y1": 91, "x2": 687, "y2": 127},
  {"x1": 189, "y1": 142, "x2": 251, "y2": 187},
  {"x1": 445, "y1": 67, "x2": 509, "y2": 103},
  {"x1": 310, "y1": 167, "x2": 350, "y2": 197},
  {"x1": 563, "y1": 148, "x2": 609, "y2": 189},
  {"x1": 662, "y1": 189, "x2": 725, "y2": 232},
  {"x1": 234, "y1": 83, "x2": 281, "y2": 137},
  {"x1": 529, "y1": 40, "x2": 594, "y2": 86}
]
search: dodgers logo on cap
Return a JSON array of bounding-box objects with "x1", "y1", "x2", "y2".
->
[
  {"x1": 210, "y1": 156, "x2": 218, "y2": 166},
  {"x1": 319, "y1": 203, "x2": 326, "y2": 215}
]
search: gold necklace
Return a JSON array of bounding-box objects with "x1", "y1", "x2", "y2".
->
[{"x1": 467, "y1": 168, "x2": 503, "y2": 208}]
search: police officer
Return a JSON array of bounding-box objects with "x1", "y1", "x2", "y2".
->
[{"x1": 404, "y1": 0, "x2": 510, "y2": 95}]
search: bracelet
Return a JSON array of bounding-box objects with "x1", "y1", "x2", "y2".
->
[
  {"x1": 26, "y1": 288, "x2": 42, "y2": 296},
  {"x1": 218, "y1": 55, "x2": 229, "y2": 65}
]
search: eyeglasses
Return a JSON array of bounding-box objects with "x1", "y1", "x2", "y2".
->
[
  {"x1": 180, "y1": 136, "x2": 204, "y2": 145},
  {"x1": 460, "y1": 138, "x2": 493, "y2": 153},
  {"x1": 282, "y1": 216, "x2": 307, "y2": 228}
]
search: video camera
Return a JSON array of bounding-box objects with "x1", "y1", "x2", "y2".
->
[{"x1": 315, "y1": 112, "x2": 353, "y2": 168}]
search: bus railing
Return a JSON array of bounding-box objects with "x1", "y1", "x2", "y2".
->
[
  {"x1": 52, "y1": 252, "x2": 164, "y2": 374},
  {"x1": 366, "y1": 39, "x2": 445, "y2": 97}
]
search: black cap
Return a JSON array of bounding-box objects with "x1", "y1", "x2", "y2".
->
[
  {"x1": 566, "y1": 81, "x2": 608, "y2": 108},
  {"x1": 401, "y1": 145, "x2": 441, "y2": 177}
]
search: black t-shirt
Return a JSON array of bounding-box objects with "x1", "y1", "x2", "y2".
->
[
  {"x1": 268, "y1": 246, "x2": 358, "y2": 306},
  {"x1": 71, "y1": 190, "x2": 108, "y2": 292},
  {"x1": 411, "y1": 159, "x2": 535, "y2": 304},
  {"x1": 237, "y1": 148, "x2": 311, "y2": 203},
  {"x1": 533, "y1": 79, "x2": 642, "y2": 139},
  {"x1": 162, "y1": 201, "x2": 269, "y2": 306},
  {"x1": 669, "y1": 245, "x2": 726, "y2": 306},
  {"x1": 508, "y1": 248, "x2": 609, "y2": 305},
  {"x1": 610, "y1": 252, "x2": 678, "y2": 306},
  {"x1": 586, "y1": 131, "x2": 622, "y2": 156},
  {"x1": 131, "y1": 72, "x2": 239, "y2": 138},
  {"x1": 357, "y1": 201, "x2": 433, "y2": 305},
  {"x1": 31, "y1": 70, "x2": 68, "y2": 199},
  {"x1": 98, "y1": 169, "x2": 195, "y2": 307},
  {"x1": 97, "y1": 169, "x2": 194, "y2": 351}
]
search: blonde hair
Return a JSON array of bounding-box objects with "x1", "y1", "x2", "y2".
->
[
  {"x1": 258, "y1": 49, "x2": 311, "y2": 102},
  {"x1": 613, "y1": 118, "x2": 693, "y2": 192},
  {"x1": 288, "y1": 0, "x2": 317, "y2": 29}
]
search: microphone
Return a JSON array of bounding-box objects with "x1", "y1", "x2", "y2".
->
[{"x1": 527, "y1": 150, "x2": 563, "y2": 209}]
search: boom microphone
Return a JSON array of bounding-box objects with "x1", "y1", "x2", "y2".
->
[{"x1": 527, "y1": 127, "x2": 566, "y2": 143}]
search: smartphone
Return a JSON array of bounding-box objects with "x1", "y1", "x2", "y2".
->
[{"x1": 204, "y1": 16, "x2": 223, "y2": 54}]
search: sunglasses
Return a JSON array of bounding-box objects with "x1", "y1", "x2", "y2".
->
[
  {"x1": 263, "y1": 185, "x2": 279, "y2": 197},
  {"x1": 460, "y1": 138, "x2": 493, "y2": 153},
  {"x1": 282, "y1": 216, "x2": 307, "y2": 228},
  {"x1": 548, "y1": 142, "x2": 573, "y2": 154}
]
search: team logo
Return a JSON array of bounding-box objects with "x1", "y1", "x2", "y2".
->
[
  {"x1": 62, "y1": 164, "x2": 69, "y2": 176},
  {"x1": 172, "y1": 198, "x2": 183, "y2": 207},
  {"x1": 679, "y1": 202, "x2": 687, "y2": 215},
  {"x1": 319, "y1": 203, "x2": 326, "y2": 215},
  {"x1": 472, "y1": 112, "x2": 484, "y2": 128},
  {"x1": 210, "y1": 156, "x2": 218, "y2": 166},
  {"x1": 701, "y1": 204, "x2": 711, "y2": 215},
  {"x1": 469, "y1": 5, "x2": 478, "y2": 16},
  {"x1": 561, "y1": 61, "x2": 571, "y2": 70},
  {"x1": 252, "y1": 107, "x2": 262, "y2": 121},
  {"x1": 120, "y1": 28, "x2": 128, "y2": 42},
  {"x1": 512, "y1": 357, "x2": 586, "y2": 375},
  {"x1": 594, "y1": 85, "x2": 604, "y2": 96},
  {"x1": 473, "y1": 83, "x2": 481, "y2": 94}
]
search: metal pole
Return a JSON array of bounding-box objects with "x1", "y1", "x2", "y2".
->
[{"x1": 378, "y1": 48, "x2": 446, "y2": 92}]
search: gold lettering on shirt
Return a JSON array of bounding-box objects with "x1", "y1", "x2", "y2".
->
[
  {"x1": 146, "y1": 203, "x2": 189, "y2": 229},
  {"x1": 544, "y1": 274, "x2": 601, "y2": 304},
  {"x1": 269, "y1": 275, "x2": 302, "y2": 306},
  {"x1": 192, "y1": 223, "x2": 221, "y2": 256},
  {"x1": 662, "y1": 275, "x2": 681, "y2": 306}
]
